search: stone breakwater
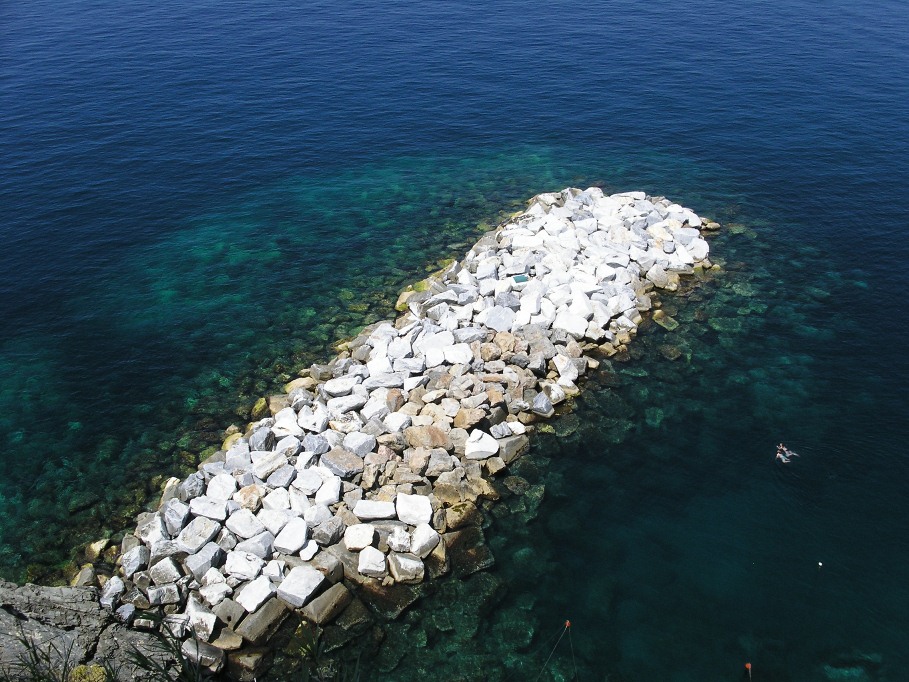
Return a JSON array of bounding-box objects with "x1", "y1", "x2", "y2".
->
[{"x1": 96, "y1": 187, "x2": 714, "y2": 676}]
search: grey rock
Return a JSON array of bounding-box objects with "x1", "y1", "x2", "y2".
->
[
  {"x1": 181, "y1": 638, "x2": 225, "y2": 673},
  {"x1": 485, "y1": 305, "x2": 515, "y2": 332},
  {"x1": 320, "y1": 448, "x2": 365, "y2": 478},
  {"x1": 531, "y1": 392, "x2": 554, "y2": 417},
  {"x1": 189, "y1": 496, "x2": 229, "y2": 521},
  {"x1": 99, "y1": 576, "x2": 125, "y2": 610},
  {"x1": 161, "y1": 499, "x2": 191, "y2": 536},
  {"x1": 235, "y1": 531, "x2": 275, "y2": 560},
  {"x1": 357, "y1": 546, "x2": 386, "y2": 578},
  {"x1": 225, "y1": 551, "x2": 264, "y2": 581},
  {"x1": 184, "y1": 542, "x2": 224, "y2": 582},
  {"x1": 302, "y1": 434, "x2": 330, "y2": 455},
  {"x1": 498, "y1": 434, "x2": 530, "y2": 464},
  {"x1": 343, "y1": 432, "x2": 377, "y2": 457},
  {"x1": 248, "y1": 427, "x2": 275, "y2": 452},
  {"x1": 490, "y1": 422, "x2": 512, "y2": 439},
  {"x1": 147, "y1": 583, "x2": 180, "y2": 606},
  {"x1": 301, "y1": 582, "x2": 352, "y2": 625},
  {"x1": 135, "y1": 513, "x2": 168, "y2": 546},
  {"x1": 234, "y1": 597, "x2": 288, "y2": 645},
  {"x1": 266, "y1": 464, "x2": 296, "y2": 488},
  {"x1": 121, "y1": 545, "x2": 149, "y2": 579},
  {"x1": 251, "y1": 450, "x2": 288, "y2": 480},
  {"x1": 149, "y1": 557, "x2": 182, "y2": 586},
  {"x1": 292, "y1": 468, "x2": 324, "y2": 495},
  {"x1": 313, "y1": 516, "x2": 346, "y2": 546},
  {"x1": 178, "y1": 473, "x2": 205, "y2": 502},
  {"x1": 327, "y1": 394, "x2": 368, "y2": 415}
]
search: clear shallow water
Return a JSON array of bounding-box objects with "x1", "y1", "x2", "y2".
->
[{"x1": 2, "y1": 0, "x2": 908, "y2": 679}]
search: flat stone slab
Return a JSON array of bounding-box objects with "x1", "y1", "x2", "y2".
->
[
  {"x1": 301, "y1": 583, "x2": 352, "y2": 626},
  {"x1": 353, "y1": 500, "x2": 397, "y2": 521}
]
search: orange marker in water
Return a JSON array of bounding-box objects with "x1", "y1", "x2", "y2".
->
[
  {"x1": 565, "y1": 620, "x2": 571, "y2": 628},
  {"x1": 745, "y1": 662, "x2": 752, "y2": 680}
]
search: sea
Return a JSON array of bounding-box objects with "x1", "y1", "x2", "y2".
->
[{"x1": 2, "y1": 0, "x2": 908, "y2": 680}]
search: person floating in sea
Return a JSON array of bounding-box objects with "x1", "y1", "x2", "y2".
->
[{"x1": 776, "y1": 443, "x2": 800, "y2": 463}]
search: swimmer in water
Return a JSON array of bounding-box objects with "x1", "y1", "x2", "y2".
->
[{"x1": 776, "y1": 443, "x2": 799, "y2": 462}]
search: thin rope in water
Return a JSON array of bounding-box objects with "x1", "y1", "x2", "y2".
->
[
  {"x1": 534, "y1": 622, "x2": 570, "y2": 682},
  {"x1": 568, "y1": 625, "x2": 578, "y2": 680}
]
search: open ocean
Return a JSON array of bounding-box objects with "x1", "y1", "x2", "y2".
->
[{"x1": 2, "y1": 0, "x2": 908, "y2": 679}]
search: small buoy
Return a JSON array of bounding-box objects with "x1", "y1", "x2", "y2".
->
[
  {"x1": 745, "y1": 662, "x2": 752, "y2": 680},
  {"x1": 564, "y1": 620, "x2": 571, "y2": 628}
]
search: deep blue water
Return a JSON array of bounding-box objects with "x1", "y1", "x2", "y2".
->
[{"x1": 2, "y1": 0, "x2": 909, "y2": 679}]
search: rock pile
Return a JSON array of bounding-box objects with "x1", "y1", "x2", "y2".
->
[{"x1": 99, "y1": 187, "x2": 712, "y2": 675}]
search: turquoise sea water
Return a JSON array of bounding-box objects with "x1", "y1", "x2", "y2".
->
[{"x1": 2, "y1": 0, "x2": 908, "y2": 679}]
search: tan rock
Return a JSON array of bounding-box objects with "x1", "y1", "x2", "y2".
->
[
  {"x1": 385, "y1": 389, "x2": 406, "y2": 413},
  {"x1": 479, "y1": 343, "x2": 501, "y2": 362},
  {"x1": 453, "y1": 408, "x2": 485, "y2": 430},
  {"x1": 494, "y1": 332, "x2": 516, "y2": 353},
  {"x1": 432, "y1": 483, "x2": 462, "y2": 506},
  {"x1": 234, "y1": 485, "x2": 265, "y2": 511},
  {"x1": 404, "y1": 425, "x2": 451, "y2": 451}
]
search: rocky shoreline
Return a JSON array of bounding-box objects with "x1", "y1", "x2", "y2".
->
[{"x1": 2, "y1": 187, "x2": 715, "y2": 679}]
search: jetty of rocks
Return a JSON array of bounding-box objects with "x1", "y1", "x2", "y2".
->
[{"x1": 98, "y1": 187, "x2": 713, "y2": 676}]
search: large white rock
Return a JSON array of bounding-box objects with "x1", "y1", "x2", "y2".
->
[
  {"x1": 206, "y1": 474, "x2": 238, "y2": 501},
  {"x1": 226, "y1": 509, "x2": 266, "y2": 539},
  {"x1": 189, "y1": 496, "x2": 228, "y2": 521},
  {"x1": 225, "y1": 551, "x2": 264, "y2": 581},
  {"x1": 464, "y1": 429, "x2": 500, "y2": 460},
  {"x1": 344, "y1": 523, "x2": 377, "y2": 551},
  {"x1": 256, "y1": 508, "x2": 293, "y2": 536},
  {"x1": 395, "y1": 493, "x2": 433, "y2": 526},
  {"x1": 323, "y1": 375, "x2": 360, "y2": 397},
  {"x1": 552, "y1": 311, "x2": 589, "y2": 339},
  {"x1": 314, "y1": 476, "x2": 341, "y2": 506},
  {"x1": 343, "y1": 432, "x2": 376, "y2": 457},
  {"x1": 177, "y1": 517, "x2": 221, "y2": 554},
  {"x1": 273, "y1": 517, "x2": 309, "y2": 555},
  {"x1": 357, "y1": 546, "x2": 387, "y2": 578},
  {"x1": 298, "y1": 406, "x2": 330, "y2": 433},
  {"x1": 186, "y1": 596, "x2": 217, "y2": 642},
  {"x1": 443, "y1": 343, "x2": 473, "y2": 365},
  {"x1": 252, "y1": 451, "x2": 288, "y2": 480},
  {"x1": 484, "y1": 306, "x2": 515, "y2": 332},
  {"x1": 236, "y1": 575, "x2": 276, "y2": 613},
  {"x1": 277, "y1": 565, "x2": 326, "y2": 608},
  {"x1": 387, "y1": 526, "x2": 411, "y2": 553},
  {"x1": 353, "y1": 499, "x2": 397, "y2": 520},
  {"x1": 327, "y1": 394, "x2": 368, "y2": 415},
  {"x1": 273, "y1": 407, "x2": 303, "y2": 437},
  {"x1": 384, "y1": 412, "x2": 412, "y2": 432},
  {"x1": 292, "y1": 468, "x2": 324, "y2": 495},
  {"x1": 552, "y1": 354, "x2": 579, "y2": 382},
  {"x1": 410, "y1": 523, "x2": 441, "y2": 558}
]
